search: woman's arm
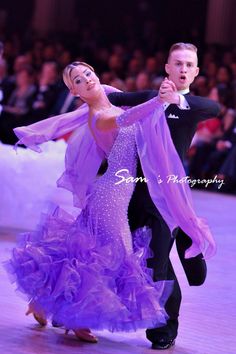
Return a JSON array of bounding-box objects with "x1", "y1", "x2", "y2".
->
[
  {"x1": 96, "y1": 96, "x2": 161, "y2": 131},
  {"x1": 13, "y1": 103, "x2": 89, "y2": 151}
]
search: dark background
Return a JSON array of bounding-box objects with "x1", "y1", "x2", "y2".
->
[{"x1": 0, "y1": 0, "x2": 209, "y2": 45}]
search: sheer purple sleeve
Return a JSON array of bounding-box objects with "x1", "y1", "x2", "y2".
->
[
  {"x1": 13, "y1": 104, "x2": 89, "y2": 152},
  {"x1": 116, "y1": 97, "x2": 159, "y2": 127},
  {"x1": 12, "y1": 84, "x2": 120, "y2": 152},
  {"x1": 136, "y1": 109, "x2": 216, "y2": 259}
]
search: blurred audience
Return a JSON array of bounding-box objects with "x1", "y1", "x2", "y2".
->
[
  {"x1": 0, "y1": 57, "x2": 14, "y2": 106},
  {"x1": 1, "y1": 28, "x2": 236, "y2": 193},
  {"x1": 0, "y1": 66, "x2": 36, "y2": 144},
  {"x1": 32, "y1": 61, "x2": 63, "y2": 122},
  {"x1": 136, "y1": 72, "x2": 151, "y2": 91}
]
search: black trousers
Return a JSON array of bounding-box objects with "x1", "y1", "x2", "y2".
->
[{"x1": 128, "y1": 163, "x2": 207, "y2": 342}]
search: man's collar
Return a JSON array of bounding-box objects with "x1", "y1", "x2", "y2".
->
[
  {"x1": 163, "y1": 89, "x2": 190, "y2": 111},
  {"x1": 178, "y1": 88, "x2": 190, "y2": 95}
]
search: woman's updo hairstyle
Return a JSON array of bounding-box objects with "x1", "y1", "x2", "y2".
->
[{"x1": 63, "y1": 61, "x2": 95, "y2": 89}]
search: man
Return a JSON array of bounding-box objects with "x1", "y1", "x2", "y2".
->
[
  {"x1": 108, "y1": 43, "x2": 220, "y2": 350},
  {"x1": 0, "y1": 42, "x2": 14, "y2": 115}
]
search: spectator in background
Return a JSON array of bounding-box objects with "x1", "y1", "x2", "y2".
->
[
  {"x1": 125, "y1": 76, "x2": 136, "y2": 91},
  {"x1": 57, "y1": 50, "x2": 72, "y2": 70},
  {"x1": 0, "y1": 42, "x2": 15, "y2": 112},
  {"x1": 203, "y1": 108, "x2": 236, "y2": 182},
  {"x1": 135, "y1": 71, "x2": 151, "y2": 91},
  {"x1": 100, "y1": 71, "x2": 113, "y2": 85},
  {"x1": 42, "y1": 44, "x2": 56, "y2": 62},
  {"x1": 108, "y1": 54, "x2": 124, "y2": 79},
  {"x1": 155, "y1": 51, "x2": 166, "y2": 76},
  {"x1": 12, "y1": 55, "x2": 32, "y2": 78},
  {"x1": 30, "y1": 39, "x2": 44, "y2": 71},
  {"x1": 0, "y1": 41, "x2": 4, "y2": 114},
  {"x1": 0, "y1": 57, "x2": 15, "y2": 108},
  {"x1": 208, "y1": 65, "x2": 235, "y2": 108},
  {"x1": 189, "y1": 108, "x2": 235, "y2": 180},
  {"x1": 110, "y1": 77, "x2": 126, "y2": 91},
  {"x1": 222, "y1": 51, "x2": 234, "y2": 67},
  {"x1": 50, "y1": 88, "x2": 78, "y2": 116},
  {"x1": 218, "y1": 142, "x2": 236, "y2": 193},
  {"x1": 133, "y1": 49, "x2": 145, "y2": 68},
  {"x1": 145, "y1": 57, "x2": 158, "y2": 81},
  {"x1": 229, "y1": 61, "x2": 236, "y2": 107},
  {"x1": 50, "y1": 86, "x2": 80, "y2": 142},
  {"x1": 126, "y1": 57, "x2": 143, "y2": 77},
  {"x1": 0, "y1": 66, "x2": 36, "y2": 144},
  {"x1": 191, "y1": 75, "x2": 210, "y2": 97},
  {"x1": 32, "y1": 61, "x2": 63, "y2": 122},
  {"x1": 151, "y1": 76, "x2": 164, "y2": 90}
]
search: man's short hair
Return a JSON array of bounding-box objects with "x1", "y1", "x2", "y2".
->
[{"x1": 168, "y1": 42, "x2": 198, "y2": 62}]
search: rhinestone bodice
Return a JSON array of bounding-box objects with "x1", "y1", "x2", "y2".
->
[{"x1": 83, "y1": 125, "x2": 137, "y2": 254}]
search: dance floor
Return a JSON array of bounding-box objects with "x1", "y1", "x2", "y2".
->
[{"x1": 0, "y1": 190, "x2": 235, "y2": 354}]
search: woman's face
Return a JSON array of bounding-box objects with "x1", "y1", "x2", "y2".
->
[{"x1": 69, "y1": 65, "x2": 100, "y2": 100}]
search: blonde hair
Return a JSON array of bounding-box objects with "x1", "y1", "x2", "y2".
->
[
  {"x1": 63, "y1": 61, "x2": 95, "y2": 89},
  {"x1": 168, "y1": 42, "x2": 198, "y2": 62}
]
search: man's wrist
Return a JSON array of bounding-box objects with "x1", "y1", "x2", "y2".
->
[{"x1": 175, "y1": 93, "x2": 180, "y2": 105}]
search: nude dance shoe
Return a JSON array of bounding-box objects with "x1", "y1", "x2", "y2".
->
[{"x1": 65, "y1": 328, "x2": 98, "y2": 343}]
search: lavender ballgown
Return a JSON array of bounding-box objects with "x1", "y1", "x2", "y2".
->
[{"x1": 5, "y1": 111, "x2": 172, "y2": 332}]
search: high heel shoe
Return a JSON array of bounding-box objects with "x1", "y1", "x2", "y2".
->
[
  {"x1": 25, "y1": 307, "x2": 47, "y2": 327},
  {"x1": 65, "y1": 328, "x2": 98, "y2": 343}
]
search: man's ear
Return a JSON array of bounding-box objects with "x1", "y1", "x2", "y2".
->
[
  {"x1": 195, "y1": 67, "x2": 200, "y2": 77},
  {"x1": 165, "y1": 63, "x2": 170, "y2": 75}
]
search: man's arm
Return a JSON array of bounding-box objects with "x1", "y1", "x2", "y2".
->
[
  {"x1": 108, "y1": 90, "x2": 158, "y2": 107},
  {"x1": 185, "y1": 95, "x2": 221, "y2": 120}
]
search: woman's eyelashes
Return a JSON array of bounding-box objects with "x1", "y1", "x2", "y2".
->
[{"x1": 75, "y1": 71, "x2": 92, "y2": 84}]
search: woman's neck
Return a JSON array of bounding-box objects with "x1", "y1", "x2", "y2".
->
[{"x1": 87, "y1": 90, "x2": 112, "y2": 112}]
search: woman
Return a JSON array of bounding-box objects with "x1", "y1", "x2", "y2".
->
[{"x1": 5, "y1": 62, "x2": 216, "y2": 343}]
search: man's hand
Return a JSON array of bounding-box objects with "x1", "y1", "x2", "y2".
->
[{"x1": 159, "y1": 78, "x2": 180, "y2": 104}]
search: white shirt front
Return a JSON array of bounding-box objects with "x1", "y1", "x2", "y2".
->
[{"x1": 163, "y1": 88, "x2": 190, "y2": 111}]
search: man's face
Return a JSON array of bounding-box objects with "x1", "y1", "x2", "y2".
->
[{"x1": 165, "y1": 49, "x2": 199, "y2": 91}]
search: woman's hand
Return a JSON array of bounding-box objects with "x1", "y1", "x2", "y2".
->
[{"x1": 159, "y1": 78, "x2": 180, "y2": 105}]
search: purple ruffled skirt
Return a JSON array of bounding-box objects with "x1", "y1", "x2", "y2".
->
[{"x1": 5, "y1": 207, "x2": 172, "y2": 332}]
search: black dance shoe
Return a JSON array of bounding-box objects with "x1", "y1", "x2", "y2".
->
[{"x1": 151, "y1": 338, "x2": 175, "y2": 350}]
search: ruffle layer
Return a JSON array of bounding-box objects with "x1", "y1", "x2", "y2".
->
[{"x1": 5, "y1": 207, "x2": 173, "y2": 332}]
